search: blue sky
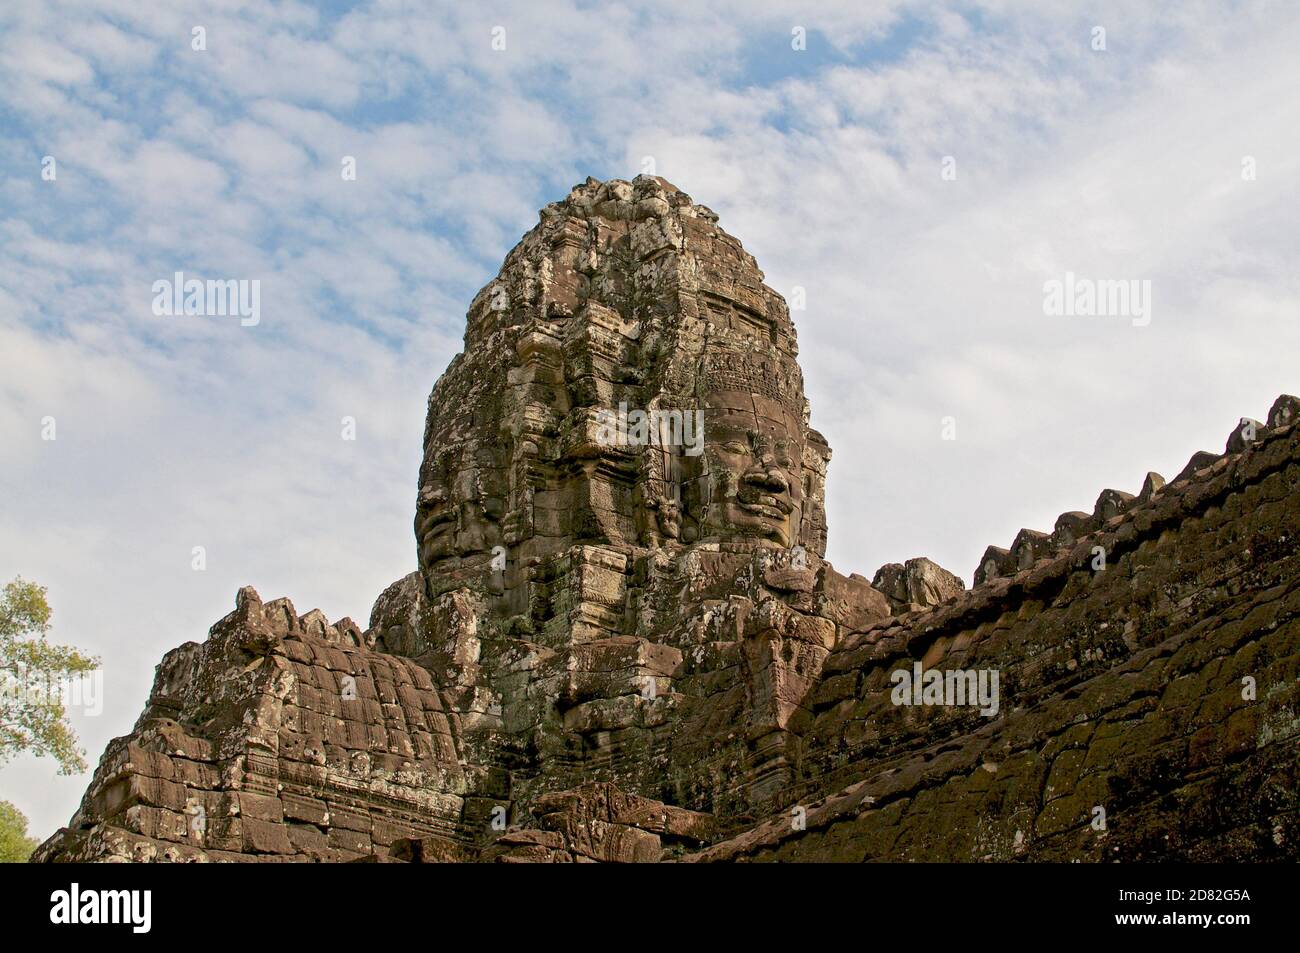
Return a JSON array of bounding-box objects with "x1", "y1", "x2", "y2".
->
[{"x1": 2, "y1": 0, "x2": 1298, "y2": 840}]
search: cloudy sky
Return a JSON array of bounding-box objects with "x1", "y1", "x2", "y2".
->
[{"x1": 2, "y1": 0, "x2": 1297, "y2": 840}]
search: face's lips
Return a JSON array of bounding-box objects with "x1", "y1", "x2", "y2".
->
[
  {"x1": 736, "y1": 487, "x2": 794, "y2": 515},
  {"x1": 738, "y1": 500, "x2": 788, "y2": 521},
  {"x1": 417, "y1": 512, "x2": 453, "y2": 538},
  {"x1": 416, "y1": 508, "x2": 454, "y2": 562}
]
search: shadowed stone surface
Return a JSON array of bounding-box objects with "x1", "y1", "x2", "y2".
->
[{"x1": 34, "y1": 178, "x2": 1300, "y2": 863}]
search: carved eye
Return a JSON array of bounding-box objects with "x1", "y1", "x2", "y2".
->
[{"x1": 722, "y1": 441, "x2": 749, "y2": 455}]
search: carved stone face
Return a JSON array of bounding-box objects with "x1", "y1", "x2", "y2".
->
[
  {"x1": 696, "y1": 389, "x2": 805, "y2": 548},
  {"x1": 415, "y1": 479, "x2": 456, "y2": 566},
  {"x1": 416, "y1": 450, "x2": 505, "y2": 569}
]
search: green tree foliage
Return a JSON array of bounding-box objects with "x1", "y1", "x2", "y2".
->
[
  {"x1": 0, "y1": 799, "x2": 39, "y2": 863},
  {"x1": 0, "y1": 577, "x2": 99, "y2": 774}
]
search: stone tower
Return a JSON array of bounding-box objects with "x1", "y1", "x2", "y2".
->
[
  {"x1": 372, "y1": 175, "x2": 886, "y2": 819},
  {"x1": 413, "y1": 174, "x2": 827, "y2": 599}
]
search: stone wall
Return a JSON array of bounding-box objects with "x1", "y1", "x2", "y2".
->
[{"x1": 690, "y1": 403, "x2": 1300, "y2": 861}]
